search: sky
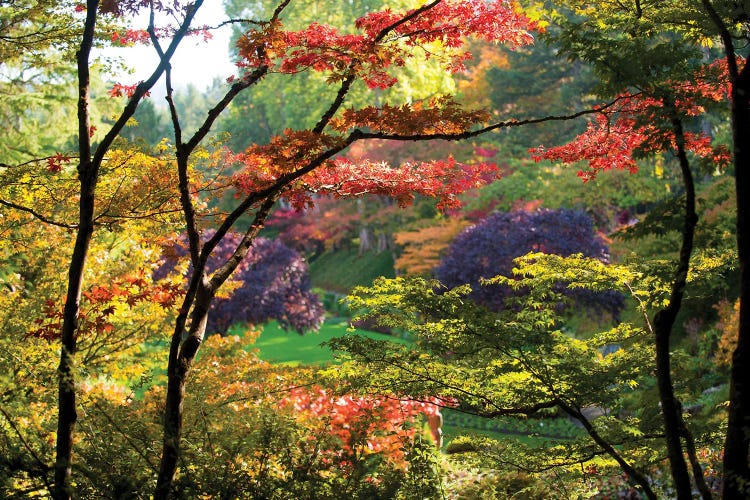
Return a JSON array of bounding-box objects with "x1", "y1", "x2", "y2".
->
[{"x1": 99, "y1": 0, "x2": 236, "y2": 92}]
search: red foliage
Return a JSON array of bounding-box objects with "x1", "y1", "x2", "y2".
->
[
  {"x1": 237, "y1": 0, "x2": 536, "y2": 86},
  {"x1": 530, "y1": 61, "x2": 734, "y2": 181},
  {"x1": 109, "y1": 82, "x2": 149, "y2": 98},
  {"x1": 46, "y1": 153, "x2": 72, "y2": 173},
  {"x1": 229, "y1": 100, "x2": 498, "y2": 211},
  {"x1": 280, "y1": 386, "x2": 441, "y2": 463},
  {"x1": 111, "y1": 29, "x2": 150, "y2": 45},
  {"x1": 294, "y1": 157, "x2": 498, "y2": 211}
]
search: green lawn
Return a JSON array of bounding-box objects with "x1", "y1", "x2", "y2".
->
[
  {"x1": 308, "y1": 249, "x2": 395, "y2": 294},
  {"x1": 246, "y1": 319, "x2": 408, "y2": 366}
]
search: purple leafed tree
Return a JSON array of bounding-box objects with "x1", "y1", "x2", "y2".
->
[
  {"x1": 436, "y1": 208, "x2": 623, "y2": 317},
  {"x1": 157, "y1": 231, "x2": 324, "y2": 334}
]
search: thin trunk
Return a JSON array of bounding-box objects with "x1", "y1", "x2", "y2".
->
[
  {"x1": 52, "y1": 2, "x2": 98, "y2": 498},
  {"x1": 559, "y1": 401, "x2": 657, "y2": 499},
  {"x1": 680, "y1": 404, "x2": 713, "y2": 500},
  {"x1": 699, "y1": 2, "x2": 750, "y2": 494},
  {"x1": 154, "y1": 198, "x2": 277, "y2": 498},
  {"x1": 52, "y1": 3, "x2": 201, "y2": 496},
  {"x1": 154, "y1": 277, "x2": 212, "y2": 499},
  {"x1": 722, "y1": 59, "x2": 750, "y2": 500},
  {"x1": 650, "y1": 100, "x2": 697, "y2": 499}
]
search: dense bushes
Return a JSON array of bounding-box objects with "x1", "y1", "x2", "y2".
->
[{"x1": 436, "y1": 209, "x2": 623, "y2": 318}]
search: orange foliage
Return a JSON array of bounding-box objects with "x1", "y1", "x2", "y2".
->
[
  {"x1": 715, "y1": 299, "x2": 740, "y2": 367},
  {"x1": 458, "y1": 43, "x2": 510, "y2": 108},
  {"x1": 395, "y1": 218, "x2": 470, "y2": 275}
]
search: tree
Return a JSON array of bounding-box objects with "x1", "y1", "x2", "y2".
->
[
  {"x1": 332, "y1": 248, "x2": 734, "y2": 497},
  {"x1": 330, "y1": 255, "x2": 698, "y2": 499},
  {"x1": 151, "y1": 0, "x2": 539, "y2": 493},
  {"x1": 530, "y1": 3, "x2": 737, "y2": 496},
  {"x1": 692, "y1": 4, "x2": 750, "y2": 497},
  {"x1": 0, "y1": 1, "x2": 212, "y2": 496},
  {"x1": 157, "y1": 232, "x2": 324, "y2": 334},
  {"x1": 0, "y1": 192, "x2": 182, "y2": 495},
  {"x1": 435, "y1": 208, "x2": 623, "y2": 317},
  {"x1": 8, "y1": 1, "x2": 711, "y2": 497},
  {"x1": 394, "y1": 216, "x2": 470, "y2": 276}
]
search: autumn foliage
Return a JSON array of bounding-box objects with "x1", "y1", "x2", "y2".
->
[
  {"x1": 236, "y1": 0, "x2": 536, "y2": 81},
  {"x1": 395, "y1": 218, "x2": 470, "y2": 275},
  {"x1": 436, "y1": 209, "x2": 623, "y2": 317},
  {"x1": 156, "y1": 232, "x2": 324, "y2": 334},
  {"x1": 531, "y1": 61, "x2": 734, "y2": 181}
]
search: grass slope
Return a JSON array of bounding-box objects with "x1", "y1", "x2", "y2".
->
[{"x1": 309, "y1": 248, "x2": 395, "y2": 294}]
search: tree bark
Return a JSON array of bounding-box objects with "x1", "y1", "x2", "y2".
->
[
  {"x1": 699, "y1": 2, "x2": 750, "y2": 494},
  {"x1": 154, "y1": 198, "x2": 277, "y2": 498},
  {"x1": 722, "y1": 53, "x2": 750, "y2": 500},
  {"x1": 154, "y1": 278, "x2": 212, "y2": 499},
  {"x1": 52, "y1": 2, "x2": 98, "y2": 497},
  {"x1": 649, "y1": 100, "x2": 697, "y2": 500}
]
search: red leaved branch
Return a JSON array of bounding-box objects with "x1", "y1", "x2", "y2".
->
[
  {"x1": 237, "y1": 0, "x2": 536, "y2": 87},
  {"x1": 531, "y1": 61, "x2": 734, "y2": 181}
]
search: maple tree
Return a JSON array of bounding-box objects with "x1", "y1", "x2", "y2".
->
[
  {"x1": 145, "y1": 1, "x2": 550, "y2": 495},
  {"x1": 330, "y1": 256, "x2": 678, "y2": 499},
  {"x1": 332, "y1": 244, "x2": 735, "y2": 497},
  {"x1": 156, "y1": 232, "x2": 324, "y2": 334},
  {"x1": 6, "y1": 0, "x2": 744, "y2": 498},
  {"x1": 530, "y1": 3, "x2": 743, "y2": 497},
  {"x1": 436, "y1": 208, "x2": 623, "y2": 317},
  {"x1": 0, "y1": 216, "x2": 183, "y2": 495},
  {"x1": 0, "y1": 0, "x2": 216, "y2": 496},
  {"x1": 394, "y1": 217, "x2": 470, "y2": 276}
]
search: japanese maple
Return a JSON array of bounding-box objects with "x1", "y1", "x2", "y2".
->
[
  {"x1": 531, "y1": 70, "x2": 732, "y2": 182},
  {"x1": 154, "y1": 2, "x2": 538, "y2": 495},
  {"x1": 156, "y1": 232, "x2": 324, "y2": 334},
  {"x1": 436, "y1": 208, "x2": 623, "y2": 317},
  {"x1": 531, "y1": 6, "x2": 739, "y2": 497}
]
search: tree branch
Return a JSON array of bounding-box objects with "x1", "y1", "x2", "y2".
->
[{"x1": 0, "y1": 199, "x2": 75, "y2": 228}]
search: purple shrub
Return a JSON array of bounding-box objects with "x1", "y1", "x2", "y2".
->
[
  {"x1": 436, "y1": 209, "x2": 623, "y2": 317},
  {"x1": 157, "y1": 232, "x2": 324, "y2": 334}
]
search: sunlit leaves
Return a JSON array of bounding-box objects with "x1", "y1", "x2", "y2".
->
[
  {"x1": 330, "y1": 254, "x2": 667, "y2": 482},
  {"x1": 236, "y1": 0, "x2": 536, "y2": 89},
  {"x1": 531, "y1": 83, "x2": 732, "y2": 182},
  {"x1": 297, "y1": 157, "x2": 498, "y2": 211}
]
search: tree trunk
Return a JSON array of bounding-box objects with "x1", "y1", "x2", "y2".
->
[
  {"x1": 154, "y1": 196, "x2": 277, "y2": 498},
  {"x1": 53, "y1": 205, "x2": 94, "y2": 500},
  {"x1": 359, "y1": 226, "x2": 374, "y2": 254},
  {"x1": 53, "y1": 2, "x2": 98, "y2": 497},
  {"x1": 650, "y1": 101, "x2": 697, "y2": 499},
  {"x1": 154, "y1": 278, "x2": 212, "y2": 499},
  {"x1": 722, "y1": 63, "x2": 750, "y2": 500}
]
